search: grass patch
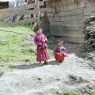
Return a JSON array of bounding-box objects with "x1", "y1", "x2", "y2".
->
[
  {"x1": 48, "y1": 40, "x2": 56, "y2": 56},
  {"x1": 80, "y1": 44, "x2": 93, "y2": 53},
  {"x1": 58, "y1": 90, "x2": 95, "y2": 95},
  {"x1": 59, "y1": 91, "x2": 80, "y2": 95},
  {"x1": 0, "y1": 25, "x2": 36, "y2": 63},
  {"x1": 90, "y1": 90, "x2": 95, "y2": 95}
]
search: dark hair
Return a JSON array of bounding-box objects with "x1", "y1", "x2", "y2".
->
[{"x1": 56, "y1": 39, "x2": 63, "y2": 44}]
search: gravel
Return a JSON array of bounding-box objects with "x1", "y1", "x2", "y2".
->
[{"x1": 0, "y1": 54, "x2": 95, "y2": 95}]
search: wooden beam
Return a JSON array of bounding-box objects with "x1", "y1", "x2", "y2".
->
[{"x1": 0, "y1": 18, "x2": 37, "y2": 26}]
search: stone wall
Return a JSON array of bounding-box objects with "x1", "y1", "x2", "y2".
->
[{"x1": 45, "y1": 0, "x2": 95, "y2": 43}]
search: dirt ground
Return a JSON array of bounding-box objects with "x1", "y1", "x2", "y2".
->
[{"x1": 0, "y1": 54, "x2": 95, "y2": 95}]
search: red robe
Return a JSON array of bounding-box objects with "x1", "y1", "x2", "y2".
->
[
  {"x1": 34, "y1": 33, "x2": 49, "y2": 62},
  {"x1": 54, "y1": 46, "x2": 66, "y2": 62}
]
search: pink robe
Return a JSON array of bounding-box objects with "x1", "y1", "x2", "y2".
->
[{"x1": 34, "y1": 33, "x2": 49, "y2": 62}]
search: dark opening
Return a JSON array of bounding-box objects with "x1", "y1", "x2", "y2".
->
[
  {"x1": 40, "y1": 2, "x2": 46, "y2": 8},
  {"x1": 28, "y1": 8, "x2": 34, "y2": 10},
  {"x1": 31, "y1": 14, "x2": 33, "y2": 18},
  {"x1": 0, "y1": 2, "x2": 9, "y2": 9},
  {"x1": 27, "y1": 0, "x2": 35, "y2": 4},
  {"x1": 39, "y1": 0, "x2": 43, "y2": 1}
]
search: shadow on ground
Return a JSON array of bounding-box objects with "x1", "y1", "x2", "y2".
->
[{"x1": 9, "y1": 60, "x2": 62, "y2": 70}]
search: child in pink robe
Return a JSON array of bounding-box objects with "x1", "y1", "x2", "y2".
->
[{"x1": 34, "y1": 29, "x2": 49, "y2": 64}]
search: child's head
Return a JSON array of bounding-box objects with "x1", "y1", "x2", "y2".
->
[
  {"x1": 37, "y1": 28, "x2": 43, "y2": 35},
  {"x1": 56, "y1": 39, "x2": 63, "y2": 46}
]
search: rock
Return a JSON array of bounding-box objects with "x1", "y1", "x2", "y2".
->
[
  {"x1": 86, "y1": 52, "x2": 95, "y2": 68},
  {"x1": 84, "y1": 16, "x2": 95, "y2": 48},
  {"x1": 87, "y1": 84, "x2": 93, "y2": 89},
  {"x1": 65, "y1": 75, "x2": 88, "y2": 86},
  {"x1": 78, "y1": 83, "x2": 95, "y2": 95},
  {"x1": 67, "y1": 75, "x2": 88, "y2": 85},
  {"x1": 0, "y1": 71, "x2": 3, "y2": 77},
  {"x1": 76, "y1": 53, "x2": 88, "y2": 59},
  {"x1": 37, "y1": 78, "x2": 42, "y2": 80},
  {"x1": 56, "y1": 78, "x2": 61, "y2": 81}
]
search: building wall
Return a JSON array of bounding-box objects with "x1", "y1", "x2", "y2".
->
[
  {"x1": 83, "y1": 1, "x2": 95, "y2": 20},
  {"x1": 44, "y1": 0, "x2": 87, "y2": 43}
]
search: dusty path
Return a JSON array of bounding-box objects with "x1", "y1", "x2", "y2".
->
[{"x1": 0, "y1": 54, "x2": 95, "y2": 95}]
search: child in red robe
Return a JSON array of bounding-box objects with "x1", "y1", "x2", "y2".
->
[{"x1": 54, "y1": 39, "x2": 67, "y2": 62}]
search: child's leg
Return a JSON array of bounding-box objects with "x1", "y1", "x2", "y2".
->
[
  {"x1": 44, "y1": 60, "x2": 48, "y2": 64},
  {"x1": 58, "y1": 61, "x2": 63, "y2": 62},
  {"x1": 38, "y1": 61, "x2": 41, "y2": 64}
]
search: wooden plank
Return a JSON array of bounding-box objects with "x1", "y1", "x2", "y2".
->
[
  {"x1": 61, "y1": 7, "x2": 83, "y2": 13},
  {"x1": 50, "y1": 21, "x2": 62, "y2": 25},
  {"x1": 86, "y1": 6, "x2": 95, "y2": 12},
  {"x1": 60, "y1": 36, "x2": 84, "y2": 43},
  {"x1": 0, "y1": 3, "x2": 35, "y2": 20},
  {"x1": 61, "y1": 15, "x2": 83, "y2": 21},
  {"x1": 50, "y1": 28, "x2": 84, "y2": 38},
  {"x1": 61, "y1": 10, "x2": 83, "y2": 16},
  {"x1": 49, "y1": 19, "x2": 83, "y2": 25},
  {"x1": 59, "y1": 11, "x2": 83, "y2": 17},
  {"x1": 24, "y1": 3, "x2": 35, "y2": 9},
  {"x1": 0, "y1": 3, "x2": 34, "y2": 13},
  {"x1": 48, "y1": 16, "x2": 83, "y2": 23},
  {"x1": 62, "y1": 3, "x2": 84, "y2": 11},
  {"x1": 83, "y1": 7, "x2": 92, "y2": 16},
  {"x1": 61, "y1": 19, "x2": 83, "y2": 22},
  {"x1": 47, "y1": 11, "x2": 83, "y2": 20},
  {"x1": 83, "y1": 5, "x2": 95, "y2": 17},
  {"x1": 60, "y1": 12, "x2": 83, "y2": 17},
  {"x1": 50, "y1": 24, "x2": 83, "y2": 32},
  {"x1": 54, "y1": 30, "x2": 84, "y2": 37},
  {"x1": 46, "y1": 12, "x2": 83, "y2": 19},
  {"x1": 45, "y1": 8, "x2": 53, "y2": 13},
  {"x1": 50, "y1": 27, "x2": 84, "y2": 43},
  {"x1": 0, "y1": 10, "x2": 35, "y2": 20},
  {"x1": 51, "y1": 17, "x2": 61, "y2": 22},
  {"x1": 91, "y1": 7, "x2": 95, "y2": 12},
  {"x1": 40, "y1": 8, "x2": 47, "y2": 13},
  {"x1": 0, "y1": 18, "x2": 37, "y2": 26},
  {"x1": 44, "y1": 0, "x2": 49, "y2": 1},
  {"x1": 62, "y1": 25, "x2": 83, "y2": 31},
  {"x1": 0, "y1": 7, "x2": 46, "y2": 21},
  {"x1": 0, "y1": 1, "x2": 47, "y2": 26},
  {"x1": 62, "y1": 23, "x2": 83, "y2": 27},
  {"x1": 62, "y1": 6, "x2": 74, "y2": 11}
]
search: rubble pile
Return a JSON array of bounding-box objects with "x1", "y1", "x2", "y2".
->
[{"x1": 84, "y1": 16, "x2": 95, "y2": 49}]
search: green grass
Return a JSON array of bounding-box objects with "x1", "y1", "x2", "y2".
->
[
  {"x1": 90, "y1": 90, "x2": 95, "y2": 95},
  {"x1": 0, "y1": 25, "x2": 36, "y2": 63},
  {"x1": 48, "y1": 40, "x2": 56, "y2": 56},
  {"x1": 58, "y1": 90, "x2": 95, "y2": 95},
  {"x1": 60, "y1": 91, "x2": 80, "y2": 95},
  {"x1": 80, "y1": 44, "x2": 93, "y2": 53}
]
